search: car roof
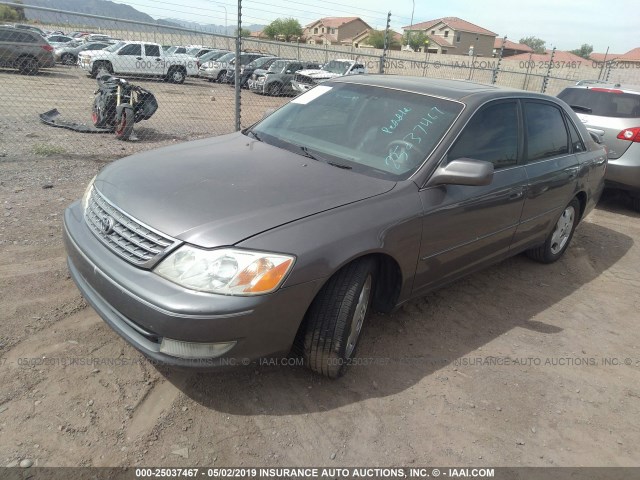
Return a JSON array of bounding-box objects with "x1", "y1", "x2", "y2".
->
[{"x1": 333, "y1": 75, "x2": 555, "y2": 102}]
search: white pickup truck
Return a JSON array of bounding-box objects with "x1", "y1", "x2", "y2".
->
[
  {"x1": 291, "y1": 59, "x2": 366, "y2": 93},
  {"x1": 78, "y1": 41, "x2": 199, "y2": 84}
]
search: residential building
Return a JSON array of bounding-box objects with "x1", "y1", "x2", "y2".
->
[
  {"x1": 493, "y1": 38, "x2": 533, "y2": 57},
  {"x1": 402, "y1": 16, "x2": 497, "y2": 56},
  {"x1": 304, "y1": 17, "x2": 372, "y2": 46}
]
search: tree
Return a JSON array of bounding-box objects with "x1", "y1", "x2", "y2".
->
[
  {"x1": 13, "y1": 0, "x2": 26, "y2": 20},
  {"x1": 570, "y1": 43, "x2": 593, "y2": 59},
  {"x1": 263, "y1": 18, "x2": 303, "y2": 42},
  {"x1": 235, "y1": 28, "x2": 252, "y2": 37},
  {"x1": 365, "y1": 30, "x2": 401, "y2": 50},
  {"x1": 519, "y1": 36, "x2": 546, "y2": 54},
  {"x1": 0, "y1": 4, "x2": 19, "y2": 21},
  {"x1": 404, "y1": 31, "x2": 428, "y2": 51}
]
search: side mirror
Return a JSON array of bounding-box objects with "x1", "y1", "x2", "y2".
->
[
  {"x1": 286, "y1": 70, "x2": 292, "y2": 74},
  {"x1": 588, "y1": 130, "x2": 603, "y2": 144},
  {"x1": 428, "y1": 158, "x2": 494, "y2": 187}
]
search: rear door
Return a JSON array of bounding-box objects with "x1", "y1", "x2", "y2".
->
[
  {"x1": 414, "y1": 100, "x2": 527, "y2": 294},
  {"x1": 510, "y1": 100, "x2": 580, "y2": 251}
]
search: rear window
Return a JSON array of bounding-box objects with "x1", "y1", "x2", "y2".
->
[{"x1": 558, "y1": 88, "x2": 640, "y2": 118}]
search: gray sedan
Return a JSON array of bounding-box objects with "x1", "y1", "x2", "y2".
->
[
  {"x1": 63, "y1": 76, "x2": 606, "y2": 378},
  {"x1": 54, "y1": 41, "x2": 114, "y2": 65}
]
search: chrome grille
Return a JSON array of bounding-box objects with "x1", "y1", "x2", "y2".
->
[{"x1": 85, "y1": 187, "x2": 180, "y2": 268}]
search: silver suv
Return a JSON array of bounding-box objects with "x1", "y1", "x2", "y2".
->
[
  {"x1": 558, "y1": 84, "x2": 640, "y2": 211},
  {"x1": 0, "y1": 25, "x2": 55, "y2": 74}
]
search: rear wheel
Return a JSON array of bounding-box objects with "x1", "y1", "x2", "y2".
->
[
  {"x1": 216, "y1": 70, "x2": 226, "y2": 82},
  {"x1": 526, "y1": 198, "x2": 580, "y2": 263},
  {"x1": 17, "y1": 56, "x2": 38, "y2": 75},
  {"x1": 115, "y1": 107, "x2": 134, "y2": 141},
  {"x1": 166, "y1": 67, "x2": 186, "y2": 84},
  {"x1": 303, "y1": 258, "x2": 376, "y2": 378}
]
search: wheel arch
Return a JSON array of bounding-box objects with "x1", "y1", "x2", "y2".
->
[{"x1": 575, "y1": 190, "x2": 587, "y2": 221}]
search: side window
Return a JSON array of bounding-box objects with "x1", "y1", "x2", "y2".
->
[
  {"x1": 525, "y1": 102, "x2": 569, "y2": 161},
  {"x1": 566, "y1": 117, "x2": 586, "y2": 153},
  {"x1": 287, "y1": 63, "x2": 302, "y2": 72},
  {"x1": 144, "y1": 44, "x2": 160, "y2": 57},
  {"x1": 118, "y1": 44, "x2": 142, "y2": 56},
  {"x1": 448, "y1": 101, "x2": 519, "y2": 169},
  {"x1": 0, "y1": 29, "x2": 12, "y2": 42}
]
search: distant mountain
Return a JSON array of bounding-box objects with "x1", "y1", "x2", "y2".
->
[
  {"x1": 19, "y1": 0, "x2": 265, "y2": 36},
  {"x1": 159, "y1": 18, "x2": 266, "y2": 36}
]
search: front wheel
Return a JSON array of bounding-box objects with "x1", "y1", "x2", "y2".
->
[
  {"x1": 115, "y1": 107, "x2": 134, "y2": 141},
  {"x1": 526, "y1": 198, "x2": 580, "y2": 263},
  {"x1": 17, "y1": 57, "x2": 38, "y2": 75},
  {"x1": 303, "y1": 258, "x2": 376, "y2": 378},
  {"x1": 61, "y1": 53, "x2": 76, "y2": 65}
]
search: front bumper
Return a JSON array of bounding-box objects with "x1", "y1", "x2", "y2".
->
[
  {"x1": 63, "y1": 201, "x2": 321, "y2": 367},
  {"x1": 199, "y1": 68, "x2": 221, "y2": 79},
  {"x1": 605, "y1": 143, "x2": 640, "y2": 192}
]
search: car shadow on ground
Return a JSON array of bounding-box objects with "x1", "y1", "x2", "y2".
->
[
  {"x1": 596, "y1": 189, "x2": 640, "y2": 218},
  {"x1": 0, "y1": 68, "x2": 79, "y2": 80},
  {"x1": 159, "y1": 221, "x2": 633, "y2": 415}
]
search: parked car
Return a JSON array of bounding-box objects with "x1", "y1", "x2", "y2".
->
[
  {"x1": 250, "y1": 59, "x2": 321, "y2": 96},
  {"x1": 54, "y1": 41, "x2": 114, "y2": 65},
  {"x1": 185, "y1": 47, "x2": 216, "y2": 58},
  {"x1": 292, "y1": 58, "x2": 366, "y2": 93},
  {"x1": 235, "y1": 56, "x2": 280, "y2": 88},
  {"x1": 558, "y1": 84, "x2": 640, "y2": 211},
  {"x1": 78, "y1": 41, "x2": 199, "y2": 83},
  {"x1": 198, "y1": 51, "x2": 236, "y2": 82},
  {"x1": 69, "y1": 31, "x2": 90, "y2": 38},
  {"x1": 223, "y1": 53, "x2": 274, "y2": 85},
  {"x1": 13, "y1": 24, "x2": 46, "y2": 37},
  {"x1": 63, "y1": 76, "x2": 606, "y2": 378},
  {"x1": 165, "y1": 46, "x2": 187, "y2": 55},
  {"x1": 195, "y1": 49, "x2": 230, "y2": 70},
  {"x1": 0, "y1": 25, "x2": 55, "y2": 74},
  {"x1": 46, "y1": 34, "x2": 74, "y2": 46},
  {"x1": 83, "y1": 34, "x2": 114, "y2": 43}
]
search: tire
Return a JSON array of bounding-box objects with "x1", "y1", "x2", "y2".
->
[
  {"x1": 268, "y1": 83, "x2": 282, "y2": 96},
  {"x1": 114, "y1": 107, "x2": 134, "y2": 141},
  {"x1": 303, "y1": 258, "x2": 376, "y2": 378},
  {"x1": 526, "y1": 198, "x2": 580, "y2": 263},
  {"x1": 61, "y1": 53, "x2": 76, "y2": 66},
  {"x1": 17, "y1": 56, "x2": 39, "y2": 75},
  {"x1": 90, "y1": 61, "x2": 112, "y2": 79},
  {"x1": 216, "y1": 70, "x2": 226, "y2": 82},
  {"x1": 166, "y1": 67, "x2": 186, "y2": 84}
]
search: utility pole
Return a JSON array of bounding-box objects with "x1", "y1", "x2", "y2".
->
[{"x1": 380, "y1": 11, "x2": 391, "y2": 74}]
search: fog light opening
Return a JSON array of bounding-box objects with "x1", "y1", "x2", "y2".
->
[{"x1": 159, "y1": 338, "x2": 236, "y2": 359}]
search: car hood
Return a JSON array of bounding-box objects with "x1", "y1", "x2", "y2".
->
[
  {"x1": 94, "y1": 132, "x2": 395, "y2": 248},
  {"x1": 296, "y1": 69, "x2": 343, "y2": 79}
]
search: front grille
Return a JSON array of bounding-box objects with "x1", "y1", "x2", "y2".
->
[
  {"x1": 85, "y1": 187, "x2": 180, "y2": 268},
  {"x1": 294, "y1": 74, "x2": 315, "y2": 86}
]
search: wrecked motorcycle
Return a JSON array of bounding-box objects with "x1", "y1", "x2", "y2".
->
[{"x1": 91, "y1": 74, "x2": 158, "y2": 140}]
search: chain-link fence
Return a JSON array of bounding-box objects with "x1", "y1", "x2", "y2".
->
[{"x1": 1, "y1": 0, "x2": 639, "y2": 161}]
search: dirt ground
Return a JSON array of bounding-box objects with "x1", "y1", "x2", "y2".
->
[{"x1": 1, "y1": 66, "x2": 640, "y2": 469}]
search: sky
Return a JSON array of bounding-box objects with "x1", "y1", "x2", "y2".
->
[{"x1": 114, "y1": 0, "x2": 638, "y2": 54}]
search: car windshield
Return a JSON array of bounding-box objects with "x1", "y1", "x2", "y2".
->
[
  {"x1": 248, "y1": 57, "x2": 273, "y2": 68},
  {"x1": 104, "y1": 41, "x2": 125, "y2": 53},
  {"x1": 249, "y1": 82, "x2": 463, "y2": 180},
  {"x1": 558, "y1": 88, "x2": 640, "y2": 118},
  {"x1": 268, "y1": 60, "x2": 290, "y2": 73},
  {"x1": 200, "y1": 50, "x2": 228, "y2": 62},
  {"x1": 186, "y1": 47, "x2": 200, "y2": 55},
  {"x1": 216, "y1": 53, "x2": 235, "y2": 63},
  {"x1": 323, "y1": 60, "x2": 351, "y2": 75}
]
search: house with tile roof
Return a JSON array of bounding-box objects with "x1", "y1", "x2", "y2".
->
[
  {"x1": 303, "y1": 17, "x2": 372, "y2": 46},
  {"x1": 615, "y1": 47, "x2": 640, "y2": 64},
  {"x1": 493, "y1": 38, "x2": 533, "y2": 57},
  {"x1": 589, "y1": 52, "x2": 622, "y2": 64},
  {"x1": 505, "y1": 49, "x2": 586, "y2": 64},
  {"x1": 402, "y1": 16, "x2": 497, "y2": 56}
]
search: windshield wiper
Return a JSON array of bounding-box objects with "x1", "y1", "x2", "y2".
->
[
  {"x1": 246, "y1": 129, "x2": 263, "y2": 141},
  {"x1": 297, "y1": 146, "x2": 352, "y2": 169},
  {"x1": 570, "y1": 105, "x2": 593, "y2": 113}
]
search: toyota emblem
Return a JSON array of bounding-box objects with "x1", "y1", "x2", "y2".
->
[{"x1": 100, "y1": 215, "x2": 115, "y2": 235}]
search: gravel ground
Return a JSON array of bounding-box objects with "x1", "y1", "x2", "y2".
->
[{"x1": 0, "y1": 65, "x2": 639, "y2": 469}]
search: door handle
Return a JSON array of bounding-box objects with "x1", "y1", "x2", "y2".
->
[
  {"x1": 155, "y1": 58, "x2": 162, "y2": 61},
  {"x1": 136, "y1": 57, "x2": 142, "y2": 60},
  {"x1": 509, "y1": 188, "x2": 524, "y2": 200}
]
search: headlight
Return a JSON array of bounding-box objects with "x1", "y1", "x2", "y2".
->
[
  {"x1": 81, "y1": 175, "x2": 96, "y2": 213},
  {"x1": 155, "y1": 247, "x2": 295, "y2": 296},
  {"x1": 257, "y1": 77, "x2": 265, "y2": 83}
]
